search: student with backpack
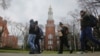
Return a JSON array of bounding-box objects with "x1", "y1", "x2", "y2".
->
[
  {"x1": 58, "y1": 22, "x2": 73, "y2": 54},
  {"x1": 34, "y1": 21, "x2": 43, "y2": 54},
  {"x1": 80, "y1": 10, "x2": 100, "y2": 53}
]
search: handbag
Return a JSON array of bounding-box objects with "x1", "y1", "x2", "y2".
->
[{"x1": 58, "y1": 31, "x2": 63, "y2": 37}]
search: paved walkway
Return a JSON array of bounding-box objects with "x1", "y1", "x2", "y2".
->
[{"x1": 0, "y1": 52, "x2": 100, "y2": 56}]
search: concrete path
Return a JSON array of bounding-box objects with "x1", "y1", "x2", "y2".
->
[{"x1": 0, "y1": 52, "x2": 100, "y2": 56}]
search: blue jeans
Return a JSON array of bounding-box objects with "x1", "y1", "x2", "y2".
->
[
  {"x1": 28, "y1": 34, "x2": 36, "y2": 51},
  {"x1": 80, "y1": 27, "x2": 100, "y2": 51}
]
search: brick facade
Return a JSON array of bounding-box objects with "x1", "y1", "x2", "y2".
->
[
  {"x1": 0, "y1": 16, "x2": 18, "y2": 48},
  {"x1": 6, "y1": 36, "x2": 18, "y2": 48},
  {"x1": 44, "y1": 6, "x2": 57, "y2": 50}
]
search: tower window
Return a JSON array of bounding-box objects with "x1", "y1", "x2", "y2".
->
[
  {"x1": 48, "y1": 34, "x2": 53, "y2": 39},
  {"x1": 48, "y1": 40, "x2": 53, "y2": 45}
]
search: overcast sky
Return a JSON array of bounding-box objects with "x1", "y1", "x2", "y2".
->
[
  {"x1": 0, "y1": 0, "x2": 81, "y2": 46},
  {"x1": 0, "y1": 0, "x2": 80, "y2": 25}
]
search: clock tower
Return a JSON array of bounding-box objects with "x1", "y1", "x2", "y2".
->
[{"x1": 45, "y1": 6, "x2": 57, "y2": 50}]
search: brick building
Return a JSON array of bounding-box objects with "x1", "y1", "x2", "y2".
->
[
  {"x1": 45, "y1": 6, "x2": 57, "y2": 50},
  {"x1": 0, "y1": 16, "x2": 9, "y2": 47},
  {"x1": 6, "y1": 36, "x2": 18, "y2": 48},
  {"x1": 0, "y1": 16, "x2": 18, "y2": 48}
]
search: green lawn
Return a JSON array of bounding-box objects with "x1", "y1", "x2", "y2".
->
[
  {"x1": 0, "y1": 50, "x2": 71, "y2": 54},
  {"x1": 42, "y1": 51, "x2": 70, "y2": 54},
  {"x1": 0, "y1": 50, "x2": 28, "y2": 53}
]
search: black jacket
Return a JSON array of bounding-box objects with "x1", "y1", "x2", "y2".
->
[
  {"x1": 81, "y1": 14, "x2": 90, "y2": 28},
  {"x1": 29, "y1": 23, "x2": 35, "y2": 34},
  {"x1": 61, "y1": 26, "x2": 68, "y2": 36}
]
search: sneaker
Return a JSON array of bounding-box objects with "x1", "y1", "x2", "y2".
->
[
  {"x1": 29, "y1": 51, "x2": 34, "y2": 54},
  {"x1": 70, "y1": 50, "x2": 73, "y2": 54}
]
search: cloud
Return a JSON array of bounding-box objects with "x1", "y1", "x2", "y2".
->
[
  {"x1": 2, "y1": 0, "x2": 79, "y2": 25},
  {"x1": 0, "y1": 0, "x2": 80, "y2": 46}
]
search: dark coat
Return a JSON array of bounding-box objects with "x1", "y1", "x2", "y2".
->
[{"x1": 81, "y1": 13, "x2": 90, "y2": 29}]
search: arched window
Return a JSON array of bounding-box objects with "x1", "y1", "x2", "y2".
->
[
  {"x1": 48, "y1": 34, "x2": 53, "y2": 39},
  {"x1": 48, "y1": 34, "x2": 53, "y2": 45},
  {"x1": 57, "y1": 41, "x2": 59, "y2": 44},
  {"x1": 48, "y1": 40, "x2": 53, "y2": 45}
]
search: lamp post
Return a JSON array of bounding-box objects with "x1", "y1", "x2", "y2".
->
[{"x1": 73, "y1": 23, "x2": 77, "y2": 51}]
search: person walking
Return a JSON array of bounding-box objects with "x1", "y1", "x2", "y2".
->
[
  {"x1": 58, "y1": 22, "x2": 73, "y2": 54},
  {"x1": 27, "y1": 19, "x2": 36, "y2": 54},
  {"x1": 34, "y1": 21, "x2": 43, "y2": 54},
  {"x1": 80, "y1": 10, "x2": 100, "y2": 53}
]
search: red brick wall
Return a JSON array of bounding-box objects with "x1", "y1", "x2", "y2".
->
[
  {"x1": 45, "y1": 20, "x2": 57, "y2": 50},
  {"x1": 7, "y1": 36, "x2": 18, "y2": 48},
  {"x1": 0, "y1": 16, "x2": 9, "y2": 47},
  {"x1": 0, "y1": 16, "x2": 18, "y2": 48}
]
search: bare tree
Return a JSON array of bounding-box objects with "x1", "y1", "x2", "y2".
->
[
  {"x1": 38, "y1": 24, "x2": 44, "y2": 30},
  {"x1": 15, "y1": 23, "x2": 29, "y2": 50},
  {"x1": 0, "y1": 0, "x2": 11, "y2": 10},
  {"x1": 7, "y1": 20, "x2": 29, "y2": 49},
  {"x1": 68, "y1": 10, "x2": 81, "y2": 51},
  {"x1": 78, "y1": 0, "x2": 99, "y2": 17}
]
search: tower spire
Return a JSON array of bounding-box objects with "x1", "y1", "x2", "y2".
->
[{"x1": 48, "y1": 5, "x2": 53, "y2": 20}]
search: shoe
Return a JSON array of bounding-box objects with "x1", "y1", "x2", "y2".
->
[
  {"x1": 58, "y1": 52, "x2": 63, "y2": 54},
  {"x1": 29, "y1": 51, "x2": 34, "y2": 54},
  {"x1": 70, "y1": 50, "x2": 73, "y2": 54}
]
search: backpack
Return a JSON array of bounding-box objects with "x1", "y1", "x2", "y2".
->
[
  {"x1": 89, "y1": 15, "x2": 98, "y2": 27},
  {"x1": 39, "y1": 27, "x2": 43, "y2": 36},
  {"x1": 62, "y1": 26, "x2": 69, "y2": 35}
]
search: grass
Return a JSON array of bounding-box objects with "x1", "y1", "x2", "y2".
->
[
  {"x1": 42, "y1": 51, "x2": 70, "y2": 54},
  {"x1": 1, "y1": 50, "x2": 99, "y2": 54},
  {"x1": 0, "y1": 50, "x2": 71, "y2": 54},
  {"x1": 0, "y1": 50, "x2": 29, "y2": 53}
]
